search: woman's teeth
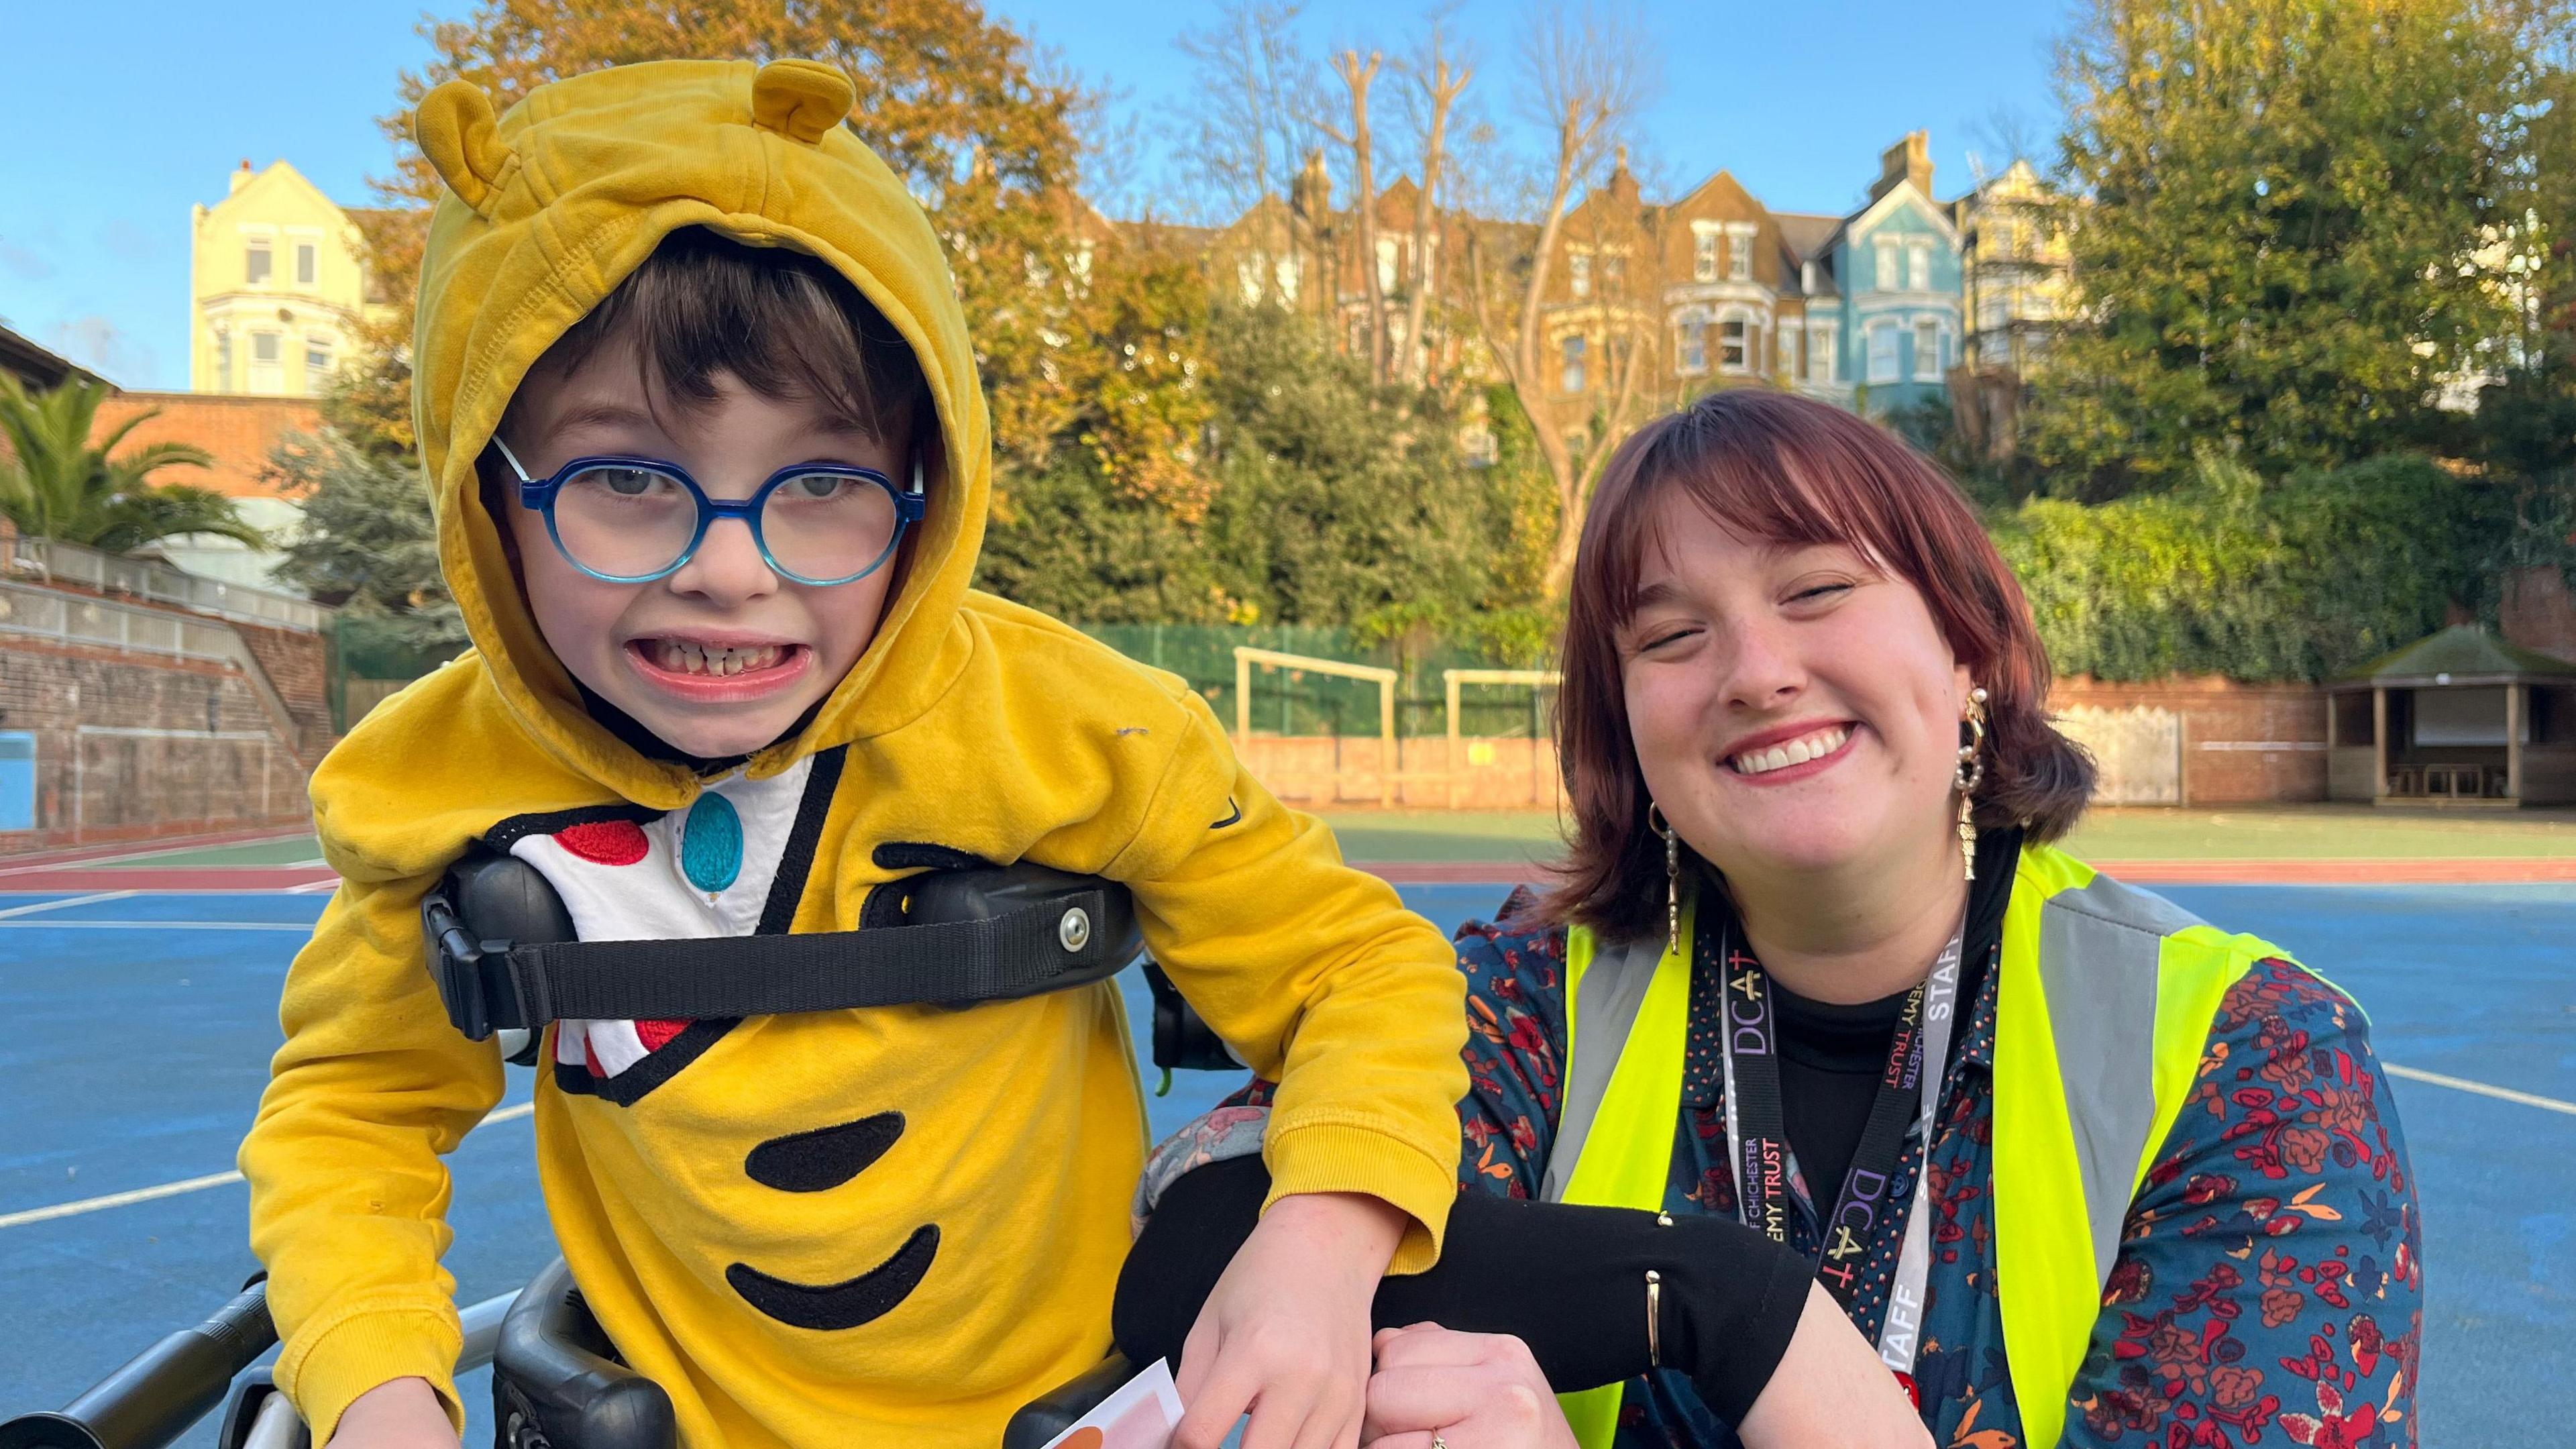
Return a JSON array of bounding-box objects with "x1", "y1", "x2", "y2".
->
[
  {"x1": 1728, "y1": 724, "x2": 1852, "y2": 776},
  {"x1": 649, "y1": 640, "x2": 786, "y2": 676}
]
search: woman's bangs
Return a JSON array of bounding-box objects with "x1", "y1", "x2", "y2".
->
[{"x1": 1598, "y1": 413, "x2": 1888, "y2": 625}]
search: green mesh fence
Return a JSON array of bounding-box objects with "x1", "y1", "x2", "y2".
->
[
  {"x1": 323, "y1": 615, "x2": 1554, "y2": 739},
  {"x1": 330, "y1": 614, "x2": 470, "y2": 733},
  {"x1": 1078, "y1": 623, "x2": 1556, "y2": 739}
]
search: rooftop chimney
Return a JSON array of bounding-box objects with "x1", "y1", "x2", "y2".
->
[
  {"x1": 1869, "y1": 131, "x2": 1933, "y2": 203},
  {"x1": 229, "y1": 160, "x2": 255, "y2": 195}
]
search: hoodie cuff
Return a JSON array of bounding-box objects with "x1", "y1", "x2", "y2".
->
[
  {"x1": 280, "y1": 1303, "x2": 466, "y2": 1445},
  {"x1": 1261, "y1": 1120, "x2": 1458, "y2": 1275}
]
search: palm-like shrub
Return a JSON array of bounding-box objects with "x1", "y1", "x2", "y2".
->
[{"x1": 0, "y1": 376, "x2": 264, "y2": 554}]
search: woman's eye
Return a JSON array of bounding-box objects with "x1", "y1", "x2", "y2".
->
[
  {"x1": 1788, "y1": 582, "x2": 1851, "y2": 605},
  {"x1": 1639, "y1": 625, "x2": 1697, "y2": 651}
]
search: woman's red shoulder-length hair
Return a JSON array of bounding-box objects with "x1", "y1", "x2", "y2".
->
[{"x1": 1542, "y1": 388, "x2": 2095, "y2": 938}]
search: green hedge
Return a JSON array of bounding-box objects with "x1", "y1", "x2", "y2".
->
[{"x1": 1994, "y1": 455, "x2": 2508, "y2": 682}]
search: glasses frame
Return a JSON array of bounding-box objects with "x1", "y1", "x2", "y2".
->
[{"x1": 491, "y1": 435, "x2": 927, "y2": 587}]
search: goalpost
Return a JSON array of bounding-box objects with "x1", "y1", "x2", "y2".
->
[
  {"x1": 1442, "y1": 669, "x2": 1562, "y2": 808},
  {"x1": 1232, "y1": 647, "x2": 1400, "y2": 807}
]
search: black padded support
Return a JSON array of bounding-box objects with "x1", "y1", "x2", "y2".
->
[
  {"x1": 999, "y1": 1355, "x2": 1137, "y2": 1449},
  {"x1": 491, "y1": 1260, "x2": 674, "y2": 1449}
]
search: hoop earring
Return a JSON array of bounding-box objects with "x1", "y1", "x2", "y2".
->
[
  {"x1": 1955, "y1": 686, "x2": 1990, "y2": 881},
  {"x1": 1648, "y1": 802, "x2": 1679, "y2": 954}
]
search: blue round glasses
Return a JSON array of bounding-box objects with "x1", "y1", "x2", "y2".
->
[{"x1": 492, "y1": 436, "x2": 926, "y2": 587}]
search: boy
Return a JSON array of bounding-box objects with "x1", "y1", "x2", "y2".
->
[{"x1": 240, "y1": 58, "x2": 1467, "y2": 1449}]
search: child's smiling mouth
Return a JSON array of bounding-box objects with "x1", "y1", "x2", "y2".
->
[{"x1": 625, "y1": 635, "x2": 814, "y2": 700}]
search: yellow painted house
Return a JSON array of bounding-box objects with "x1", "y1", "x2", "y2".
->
[{"x1": 189, "y1": 160, "x2": 390, "y2": 397}]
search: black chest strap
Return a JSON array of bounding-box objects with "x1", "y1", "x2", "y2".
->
[{"x1": 423, "y1": 849, "x2": 1142, "y2": 1041}]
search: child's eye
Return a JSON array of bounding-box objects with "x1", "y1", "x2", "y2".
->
[
  {"x1": 1787, "y1": 582, "x2": 1851, "y2": 605},
  {"x1": 780, "y1": 473, "x2": 855, "y2": 502},
  {"x1": 573, "y1": 466, "x2": 667, "y2": 499}
]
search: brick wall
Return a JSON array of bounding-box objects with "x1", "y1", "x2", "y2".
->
[
  {"x1": 0, "y1": 633, "x2": 311, "y2": 847},
  {"x1": 1234, "y1": 677, "x2": 2332, "y2": 810},
  {"x1": 2053, "y1": 676, "x2": 2327, "y2": 804},
  {"x1": 2503, "y1": 565, "x2": 2576, "y2": 664},
  {"x1": 89, "y1": 391, "x2": 321, "y2": 502},
  {"x1": 1236, "y1": 735, "x2": 1568, "y2": 810},
  {"x1": 232, "y1": 616, "x2": 336, "y2": 758}
]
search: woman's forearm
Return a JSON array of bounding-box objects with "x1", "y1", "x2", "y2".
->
[{"x1": 1115, "y1": 1155, "x2": 1813, "y2": 1424}]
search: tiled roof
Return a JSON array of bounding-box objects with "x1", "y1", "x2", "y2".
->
[
  {"x1": 2337, "y1": 625, "x2": 2576, "y2": 686},
  {"x1": 1, "y1": 325, "x2": 105, "y2": 392},
  {"x1": 1773, "y1": 212, "x2": 1842, "y2": 260},
  {"x1": 89, "y1": 392, "x2": 323, "y2": 502}
]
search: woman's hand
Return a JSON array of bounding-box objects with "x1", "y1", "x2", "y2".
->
[
  {"x1": 1736, "y1": 1282, "x2": 1933, "y2": 1449},
  {"x1": 1358, "y1": 1325, "x2": 1576, "y2": 1449},
  {"x1": 326, "y1": 1377, "x2": 459, "y2": 1449},
  {"x1": 1173, "y1": 1191, "x2": 1408, "y2": 1449}
]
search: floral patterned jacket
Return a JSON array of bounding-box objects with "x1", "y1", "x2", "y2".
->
[{"x1": 1450, "y1": 884, "x2": 2422, "y2": 1449}]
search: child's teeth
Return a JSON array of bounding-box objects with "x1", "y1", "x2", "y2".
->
[{"x1": 648, "y1": 641, "x2": 794, "y2": 676}]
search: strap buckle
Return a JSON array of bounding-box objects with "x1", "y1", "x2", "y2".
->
[{"x1": 422, "y1": 886, "x2": 539, "y2": 1040}]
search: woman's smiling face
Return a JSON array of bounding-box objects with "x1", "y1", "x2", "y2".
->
[{"x1": 1618, "y1": 492, "x2": 1972, "y2": 883}]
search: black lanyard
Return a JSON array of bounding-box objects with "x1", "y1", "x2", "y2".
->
[{"x1": 1713, "y1": 911, "x2": 1958, "y2": 1326}]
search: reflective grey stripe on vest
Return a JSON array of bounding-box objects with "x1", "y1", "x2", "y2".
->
[
  {"x1": 1542, "y1": 932, "x2": 1668, "y2": 1203},
  {"x1": 2038, "y1": 872, "x2": 2210, "y2": 1286}
]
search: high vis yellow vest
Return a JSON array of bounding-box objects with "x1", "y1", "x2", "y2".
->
[{"x1": 1546, "y1": 844, "x2": 2293, "y2": 1449}]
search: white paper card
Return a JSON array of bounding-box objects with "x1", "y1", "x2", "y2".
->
[{"x1": 1036, "y1": 1358, "x2": 1187, "y2": 1449}]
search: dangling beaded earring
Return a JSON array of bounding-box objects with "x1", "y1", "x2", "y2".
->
[
  {"x1": 1649, "y1": 802, "x2": 1680, "y2": 954},
  {"x1": 1955, "y1": 686, "x2": 1990, "y2": 881}
]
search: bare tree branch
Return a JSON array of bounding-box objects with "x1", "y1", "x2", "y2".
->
[
  {"x1": 1173, "y1": 1, "x2": 1327, "y2": 224},
  {"x1": 1396, "y1": 5, "x2": 1471, "y2": 386},
  {"x1": 1322, "y1": 48, "x2": 1390, "y2": 383},
  {"x1": 1489, "y1": 1, "x2": 1660, "y2": 596}
]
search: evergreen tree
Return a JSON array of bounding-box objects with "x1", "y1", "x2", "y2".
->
[{"x1": 2028, "y1": 0, "x2": 2542, "y2": 494}]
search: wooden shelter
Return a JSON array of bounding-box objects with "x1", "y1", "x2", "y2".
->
[{"x1": 2326, "y1": 625, "x2": 2576, "y2": 806}]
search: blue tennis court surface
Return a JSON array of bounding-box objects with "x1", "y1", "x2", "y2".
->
[{"x1": 3, "y1": 882, "x2": 2569, "y2": 1448}]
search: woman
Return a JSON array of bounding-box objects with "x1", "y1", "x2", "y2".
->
[{"x1": 1121, "y1": 390, "x2": 2420, "y2": 1449}]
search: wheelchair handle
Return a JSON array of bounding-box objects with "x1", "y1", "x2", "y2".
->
[{"x1": 0, "y1": 1282, "x2": 274, "y2": 1449}]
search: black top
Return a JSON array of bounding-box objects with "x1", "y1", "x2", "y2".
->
[{"x1": 1774, "y1": 982, "x2": 1913, "y2": 1204}]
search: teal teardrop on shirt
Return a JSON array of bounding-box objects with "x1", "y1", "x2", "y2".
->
[{"x1": 680, "y1": 791, "x2": 744, "y2": 892}]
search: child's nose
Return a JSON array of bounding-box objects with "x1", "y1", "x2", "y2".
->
[{"x1": 668, "y1": 516, "x2": 778, "y2": 602}]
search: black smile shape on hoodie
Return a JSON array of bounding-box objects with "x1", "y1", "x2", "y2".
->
[
  {"x1": 725, "y1": 1224, "x2": 941, "y2": 1332},
  {"x1": 729, "y1": 1110, "x2": 940, "y2": 1330}
]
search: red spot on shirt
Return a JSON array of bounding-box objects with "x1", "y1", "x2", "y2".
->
[
  {"x1": 636, "y1": 1019, "x2": 690, "y2": 1052},
  {"x1": 556, "y1": 819, "x2": 649, "y2": 866}
]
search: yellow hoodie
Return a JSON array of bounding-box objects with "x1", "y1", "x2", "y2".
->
[{"x1": 239, "y1": 58, "x2": 1466, "y2": 1448}]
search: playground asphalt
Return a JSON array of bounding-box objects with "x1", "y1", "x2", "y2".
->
[{"x1": 0, "y1": 867, "x2": 2569, "y2": 1448}]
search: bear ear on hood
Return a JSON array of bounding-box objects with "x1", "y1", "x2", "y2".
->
[
  {"x1": 750, "y1": 59, "x2": 856, "y2": 145},
  {"x1": 415, "y1": 78, "x2": 513, "y2": 216}
]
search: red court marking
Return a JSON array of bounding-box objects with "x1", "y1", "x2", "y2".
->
[
  {"x1": 0, "y1": 826, "x2": 313, "y2": 873},
  {"x1": 1355, "y1": 857, "x2": 2576, "y2": 887},
  {"x1": 0, "y1": 865, "x2": 337, "y2": 892}
]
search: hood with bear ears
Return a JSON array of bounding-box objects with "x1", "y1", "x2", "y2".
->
[{"x1": 409, "y1": 58, "x2": 991, "y2": 810}]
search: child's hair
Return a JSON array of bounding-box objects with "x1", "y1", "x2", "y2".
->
[{"x1": 492, "y1": 225, "x2": 930, "y2": 458}]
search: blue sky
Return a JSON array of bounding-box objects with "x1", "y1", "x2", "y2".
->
[{"x1": 0, "y1": 0, "x2": 2071, "y2": 392}]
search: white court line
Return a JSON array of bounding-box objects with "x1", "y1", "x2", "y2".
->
[
  {"x1": 0, "y1": 890, "x2": 138, "y2": 920},
  {"x1": 0, "y1": 1102, "x2": 537, "y2": 1230},
  {"x1": 0, "y1": 920, "x2": 317, "y2": 931},
  {"x1": 2387, "y1": 1063, "x2": 2576, "y2": 1118}
]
